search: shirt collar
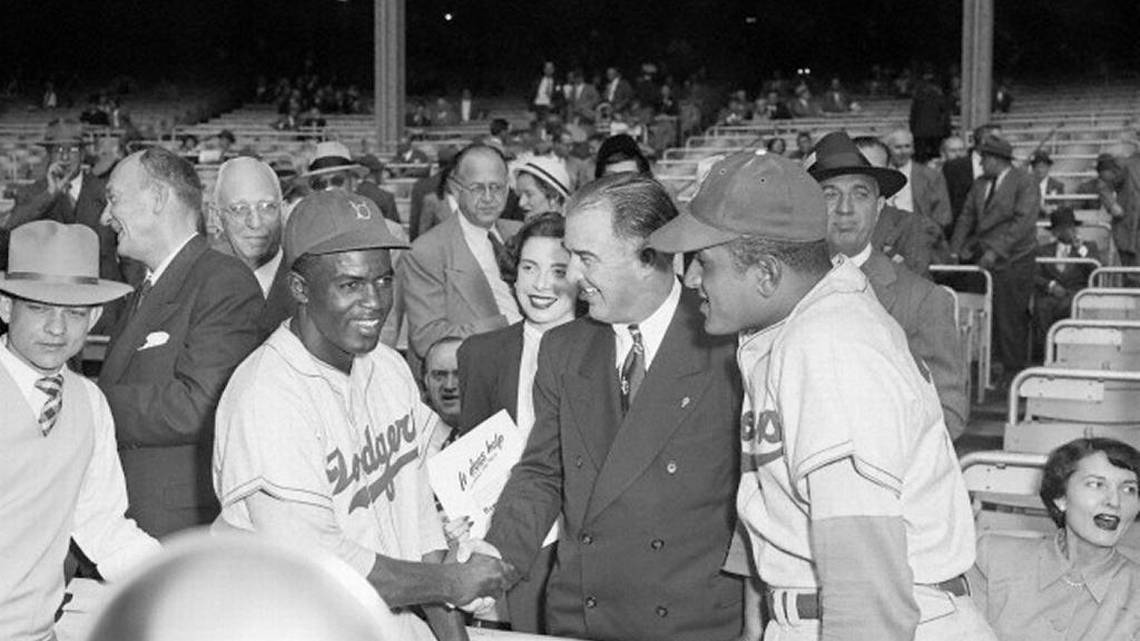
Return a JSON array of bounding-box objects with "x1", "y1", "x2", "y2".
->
[
  {"x1": 612, "y1": 276, "x2": 682, "y2": 368},
  {"x1": 253, "y1": 248, "x2": 284, "y2": 297},
  {"x1": 264, "y1": 322, "x2": 371, "y2": 383},
  {"x1": 844, "y1": 243, "x2": 873, "y2": 268},
  {"x1": 0, "y1": 334, "x2": 64, "y2": 415},
  {"x1": 1039, "y1": 531, "x2": 1127, "y2": 603},
  {"x1": 145, "y1": 233, "x2": 197, "y2": 285},
  {"x1": 456, "y1": 208, "x2": 502, "y2": 242}
]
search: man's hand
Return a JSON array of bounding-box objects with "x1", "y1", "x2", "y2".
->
[
  {"x1": 446, "y1": 552, "x2": 513, "y2": 607},
  {"x1": 46, "y1": 161, "x2": 77, "y2": 196},
  {"x1": 1049, "y1": 282, "x2": 1068, "y2": 298}
]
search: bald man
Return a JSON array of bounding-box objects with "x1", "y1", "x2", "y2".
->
[
  {"x1": 213, "y1": 157, "x2": 293, "y2": 334},
  {"x1": 885, "y1": 129, "x2": 953, "y2": 233}
]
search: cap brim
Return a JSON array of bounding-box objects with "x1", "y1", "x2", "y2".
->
[
  {"x1": 0, "y1": 276, "x2": 133, "y2": 306},
  {"x1": 810, "y1": 165, "x2": 907, "y2": 198},
  {"x1": 300, "y1": 164, "x2": 369, "y2": 179},
  {"x1": 648, "y1": 210, "x2": 739, "y2": 254}
]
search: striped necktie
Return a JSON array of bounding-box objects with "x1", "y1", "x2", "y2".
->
[
  {"x1": 34, "y1": 374, "x2": 64, "y2": 436},
  {"x1": 620, "y1": 324, "x2": 646, "y2": 414}
]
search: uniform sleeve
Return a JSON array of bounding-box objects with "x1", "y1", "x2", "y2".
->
[
  {"x1": 70, "y1": 381, "x2": 160, "y2": 581},
  {"x1": 403, "y1": 365, "x2": 449, "y2": 557},
  {"x1": 243, "y1": 491, "x2": 377, "y2": 577}
]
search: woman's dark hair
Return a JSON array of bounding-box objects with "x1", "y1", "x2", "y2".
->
[
  {"x1": 498, "y1": 212, "x2": 564, "y2": 284},
  {"x1": 766, "y1": 137, "x2": 787, "y2": 154},
  {"x1": 1040, "y1": 437, "x2": 1140, "y2": 528},
  {"x1": 594, "y1": 134, "x2": 651, "y2": 178}
]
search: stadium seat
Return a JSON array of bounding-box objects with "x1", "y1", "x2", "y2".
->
[
  {"x1": 1072, "y1": 287, "x2": 1140, "y2": 320},
  {"x1": 1089, "y1": 266, "x2": 1140, "y2": 288},
  {"x1": 931, "y1": 265, "x2": 993, "y2": 402},
  {"x1": 1046, "y1": 319, "x2": 1140, "y2": 371},
  {"x1": 1004, "y1": 367, "x2": 1140, "y2": 454}
]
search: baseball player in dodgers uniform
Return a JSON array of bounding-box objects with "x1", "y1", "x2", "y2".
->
[
  {"x1": 649, "y1": 150, "x2": 996, "y2": 641},
  {"x1": 213, "y1": 191, "x2": 510, "y2": 641}
]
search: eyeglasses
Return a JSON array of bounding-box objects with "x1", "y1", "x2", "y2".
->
[
  {"x1": 220, "y1": 200, "x2": 282, "y2": 220},
  {"x1": 452, "y1": 179, "x2": 508, "y2": 200},
  {"x1": 310, "y1": 174, "x2": 348, "y2": 191}
]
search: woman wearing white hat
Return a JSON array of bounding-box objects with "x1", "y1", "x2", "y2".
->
[{"x1": 513, "y1": 156, "x2": 572, "y2": 219}]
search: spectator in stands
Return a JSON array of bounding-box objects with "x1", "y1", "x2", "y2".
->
[
  {"x1": 300, "y1": 107, "x2": 326, "y2": 129},
  {"x1": 0, "y1": 222, "x2": 160, "y2": 641},
  {"x1": 459, "y1": 88, "x2": 476, "y2": 123},
  {"x1": 788, "y1": 130, "x2": 814, "y2": 161},
  {"x1": 993, "y1": 78, "x2": 1014, "y2": 114},
  {"x1": 969, "y1": 437, "x2": 1140, "y2": 641},
  {"x1": 761, "y1": 89, "x2": 793, "y2": 120},
  {"x1": 531, "y1": 61, "x2": 562, "y2": 121},
  {"x1": 854, "y1": 136, "x2": 937, "y2": 275},
  {"x1": 603, "y1": 67, "x2": 634, "y2": 115},
  {"x1": 634, "y1": 62, "x2": 660, "y2": 108},
  {"x1": 1097, "y1": 152, "x2": 1140, "y2": 268},
  {"x1": 213, "y1": 157, "x2": 293, "y2": 334},
  {"x1": 487, "y1": 118, "x2": 511, "y2": 150},
  {"x1": 99, "y1": 147, "x2": 264, "y2": 537},
  {"x1": 513, "y1": 156, "x2": 571, "y2": 219},
  {"x1": 910, "y1": 71, "x2": 952, "y2": 163},
  {"x1": 1033, "y1": 207, "x2": 1098, "y2": 356},
  {"x1": 819, "y1": 77, "x2": 853, "y2": 113},
  {"x1": 400, "y1": 145, "x2": 522, "y2": 362},
  {"x1": 1030, "y1": 150, "x2": 1065, "y2": 216},
  {"x1": 433, "y1": 97, "x2": 459, "y2": 127},
  {"x1": 594, "y1": 133, "x2": 651, "y2": 178},
  {"x1": 3, "y1": 120, "x2": 125, "y2": 284},
  {"x1": 886, "y1": 128, "x2": 953, "y2": 232},
  {"x1": 929, "y1": 134, "x2": 967, "y2": 171},
  {"x1": 787, "y1": 83, "x2": 819, "y2": 118},
  {"x1": 943, "y1": 123, "x2": 1003, "y2": 236},
  {"x1": 354, "y1": 154, "x2": 400, "y2": 224},
  {"x1": 422, "y1": 336, "x2": 463, "y2": 452},
  {"x1": 567, "y1": 69, "x2": 600, "y2": 126},
  {"x1": 217, "y1": 130, "x2": 236, "y2": 156},
  {"x1": 950, "y1": 134, "x2": 1039, "y2": 388},
  {"x1": 766, "y1": 136, "x2": 788, "y2": 155},
  {"x1": 392, "y1": 137, "x2": 432, "y2": 179},
  {"x1": 407, "y1": 100, "x2": 431, "y2": 127},
  {"x1": 657, "y1": 83, "x2": 680, "y2": 117},
  {"x1": 809, "y1": 131, "x2": 967, "y2": 438}
]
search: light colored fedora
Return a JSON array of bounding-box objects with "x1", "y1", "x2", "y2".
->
[
  {"x1": 0, "y1": 221, "x2": 133, "y2": 305},
  {"x1": 301, "y1": 141, "x2": 368, "y2": 179}
]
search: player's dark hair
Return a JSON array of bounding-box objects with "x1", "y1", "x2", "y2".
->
[
  {"x1": 726, "y1": 236, "x2": 832, "y2": 276},
  {"x1": 1040, "y1": 438, "x2": 1140, "y2": 528}
]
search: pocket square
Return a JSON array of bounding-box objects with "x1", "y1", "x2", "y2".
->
[{"x1": 138, "y1": 331, "x2": 170, "y2": 351}]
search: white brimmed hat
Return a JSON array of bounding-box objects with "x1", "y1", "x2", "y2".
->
[
  {"x1": 302, "y1": 141, "x2": 368, "y2": 179},
  {"x1": 0, "y1": 221, "x2": 132, "y2": 305},
  {"x1": 514, "y1": 156, "x2": 572, "y2": 199}
]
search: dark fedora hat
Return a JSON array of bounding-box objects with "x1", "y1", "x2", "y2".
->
[
  {"x1": 975, "y1": 134, "x2": 1014, "y2": 161},
  {"x1": 805, "y1": 131, "x2": 906, "y2": 198},
  {"x1": 1048, "y1": 206, "x2": 1079, "y2": 230}
]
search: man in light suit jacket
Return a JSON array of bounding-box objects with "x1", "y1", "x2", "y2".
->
[
  {"x1": 99, "y1": 148, "x2": 264, "y2": 538},
  {"x1": 810, "y1": 131, "x2": 967, "y2": 439},
  {"x1": 950, "y1": 135, "x2": 1040, "y2": 384},
  {"x1": 886, "y1": 128, "x2": 953, "y2": 231},
  {"x1": 1030, "y1": 150, "x2": 1065, "y2": 217},
  {"x1": 400, "y1": 145, "x2": 522, "y2": 361},
  {"x1": 567, "y1": 69, "x2": 600, "y2": 125},
  {"x1": 481, "y1": 173, "x2": 744, "y2": 641}
]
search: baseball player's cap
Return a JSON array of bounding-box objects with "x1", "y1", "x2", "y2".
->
[
  {"x1": 648, "y1": 149, "x2": 828, "y2": 254},
  {"x1": 283, "y1": 190, "x2": 409, "y2": 267}
]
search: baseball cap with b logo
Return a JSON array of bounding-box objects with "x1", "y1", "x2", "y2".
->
[
  {"x1": 283, "y1": 190, "x2": 409, "y2": 267},
  {"x1": 649, "y1": 149, "x2": 828, "y2": 253}
]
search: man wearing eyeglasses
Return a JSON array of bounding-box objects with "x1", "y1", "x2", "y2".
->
[
  {"x1": 213, "y1": 157, "x2": 295, "y2": 335},
  {"x1": 400, "y1": 144, "x2": 523, "y2": 363}
]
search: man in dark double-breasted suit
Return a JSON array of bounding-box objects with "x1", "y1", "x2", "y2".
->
[
  {"x1": 483, "y1": 173, "x2": 743, "y2": 641},
  {"x1": 99, "y1": 148, "x2": 263, "y2": 538}
]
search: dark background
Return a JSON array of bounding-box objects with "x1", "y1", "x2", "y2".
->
[{"x1": 2, "y1": 0, "x2": 1138, "y2": 97}]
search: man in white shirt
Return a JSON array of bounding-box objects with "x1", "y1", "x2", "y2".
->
[
  {"x1": 400, "y1": 144, "x2": 523, "y2": 362},
  {"x1": 886, "y1": 128, "x2": 952, "y2": 231},
  {"x1": 532, "y1": 61, "x2": 558, "y2": 120},
  {"x1": 0, "y1": 221, "x2": 160, "y2": 641}
]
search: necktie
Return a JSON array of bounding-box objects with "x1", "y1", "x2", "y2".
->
[
  {"x1": 34, "y1": 375, "x2": 64, "y2": 436},
  {"x1": 620, "y1": 324, "x2": 646, "y2": 414},
  {"x1": 984, "y1": 177, "x2": 997, "y2": 208},
  {"x1": 134, "y1": 277, "x2": 153, "y2": 312},
  {"x1": 487, "y1": 232, "x2": 510, "y2": 280}
]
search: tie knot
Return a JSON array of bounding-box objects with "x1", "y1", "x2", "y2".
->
[
  {"x1": 628, "y1": 324, "x2": 643, "y2": 346},
  {"x1": 35, "y1": 375, "x2": 63, "y2": 397}
]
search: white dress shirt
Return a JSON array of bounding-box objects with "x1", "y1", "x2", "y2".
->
[
  {"x1": 612, "y1": 277, "x2": 682, "y2": 372},
  {"x1": 456, "y1": 213, "x2": 522, "y2": 323},
  {"x1": 145, "y1": 233, "x2": 197, "y2": 285},
  {"x1": 253, "y1": 248, "x2": 283, "y2": 298},
  {"x1": 67, "y1": 172, "x2": 83, "y2": 204},
  {"x1": 534, "y1": 76, "x2": 553, "y2": 107}
]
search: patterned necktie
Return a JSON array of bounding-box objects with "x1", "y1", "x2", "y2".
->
[
  {"x1": 34, "y1": 375, "x2": 64, "y2": 436},
  {"x1": 134, "y1": 277, "x2": 153, "y2": 312},
  {"x1": 984, "y1": 176, "x2": 997, "y2": 208},
  {"x1": 620, "y1": 324, "x2": 646, "y2": 414},
  {"x1": 487, "y1": 232, "x2": 510, "y2": 280}
]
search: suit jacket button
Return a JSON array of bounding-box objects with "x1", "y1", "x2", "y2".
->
[
  {"x1": 655, "y1": 606, "x2": 668, "y2": 617},
  {"x1": 580, "y1": 532, "x2": 593, "y2": 545},
  {"x1": 666, "y1": 460, "x2": 678, "y2": 474},
  {"x1": 575, "y1": 456, "x2": 583, "y2": 468},
  {"x1": 650, "y1": 539, "x2": 664, "y2": 550},
  {"x1": 585, "y1": 596, "x2": 597, "y2": 609}
]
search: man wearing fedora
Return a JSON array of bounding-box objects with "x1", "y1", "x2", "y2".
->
[
  {"x1": 355, "y1": 153, "x2": 401, "y2": 224},
  {"x1": 1033, "y1": 207, "x2": 1099, "y2": 356},
  {"x1": 648, "y1": 149, "x2": 991, "y2": 641},
  {"x1": 1029, "y1": 150, "x2": 1064, "y2": 217},
  {"x1": 99, "y1": 147, "x2": 264, "y2": 538},
  {"x1": 0, "y1": 221, "x2": 160, "y2": 641},
  {"x1": 2, "y1": 120, "x2": 126, "y2": 285},
  {"x1": 807, "y1": 131, "x2": 967, "y2": 439},
  {"x1": 950, "y1": 134, "x2": 1040, "y2": 387}
]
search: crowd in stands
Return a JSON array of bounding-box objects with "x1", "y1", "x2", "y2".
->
[{"x1": 2, "y1": 64, "x2": 1140, "y2": 641}]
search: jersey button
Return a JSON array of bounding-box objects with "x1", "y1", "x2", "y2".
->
[
  {"x1": 650, "y1": 539, "x2": 664, "y2": 550},
  {"x1": 575, "y1": 456, "x2": 584, "y2": 468},
  {"x1": 665, "y1": 460, "x2": 678, "y2": 474},
  {"x1": 655, "y1": 606, "x2": 668, "y2": 617},
  {"x1": 585, "y1": 596, "x2": 597, "y2": 609},
  {"x1": 580, "y1": 533, "x2": 593, "y2": 545}
]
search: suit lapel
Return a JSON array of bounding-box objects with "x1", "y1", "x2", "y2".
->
[
  {"x1": 498, "y1": 323, "x2": 525, "y2": 420},
  {"x1": 862, "y1": 251, "x2": 899, "y2": 312},
  {"x1": 102, "y1": 236, "x2": 206, "y2": 383},
  {"x1": 565, "y1": 322, "x2": 621, "y2": 468},
  {"x1": 584, "y1": 290, "x2": 712, "y2": 521}
]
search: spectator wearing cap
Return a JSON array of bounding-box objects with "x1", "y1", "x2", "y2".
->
[
  {"x1": 594, "y1": 133, "x2": 651, "y2": 178},
  {"x1": 354, "y1": 153, "x2": 401, "y2": 225},
  {"x1": 943, "y1": 124, "x2": 1002, "y2": 234},
  {"x1": 212, "y1": 190, "x2": 512, "y2": 641},
  {"x1": 400, "y1": 144, "x2": 523, "y2": 363},
  {"x1": 2, "y1": 120, "x2": 126, "y2": 284},
  {"x1": 513, "y1": 156, "x2": 571, "y2": 218},
  {"x1": 950, "y1": 134, "x2": 1040, "y2": 386},
  {"x1": 1096, "y1": 152, "x2": 1140, "y2": 268},
  {"x1": 809, "y1": 131, "x2": 967, "y2": 439},
  {"x1": 98, "y1": 147, "x2": 264, "y2": 538},
  {"x1": 0, "y1": 221, "x2": 160, "y2": 641},
  {"x1": 212, "y1": 157, "x2": 294, "y2": 335},
  {"x1": 648, "y1": 149, "x2": 990, "y2": 641},
  {"x1": 482, "y1": 173, "x2": 743, "y2": 641},
  {"x1": 1033, "y1": 207, "x2": 1099, "y2": 356},
  {"x1": 1030, "y1": 150, "x2": 1064, "y2": 216}
]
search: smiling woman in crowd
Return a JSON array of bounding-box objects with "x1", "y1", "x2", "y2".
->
[{"x1": 968, "y1": 437, "x2": 1140, "y2": 641}]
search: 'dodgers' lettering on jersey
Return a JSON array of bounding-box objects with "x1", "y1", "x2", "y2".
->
[{"x1": 326, "y1": 413, "x2": 419, "y2": 512}]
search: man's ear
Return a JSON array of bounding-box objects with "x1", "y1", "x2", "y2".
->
[
  {"x1": 750, "y1": 254, "x2": 783, "y2": 298},
  {"x1": 147, "y1": 180, "x2": 170, "y2": 215},
  {"x1": 88, "y1": 306, "x2": 104, "y2": 329},
  {"x1": 288, "y1": 271, "x2": 309, "y2": 305},
  {"x1": 0, "y1": 295, "x2": 12, "y2": 324}
]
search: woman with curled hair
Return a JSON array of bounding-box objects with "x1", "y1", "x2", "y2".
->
[{"x1": 968, "y1": 437, "x2": 1140, "y2": 640}]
